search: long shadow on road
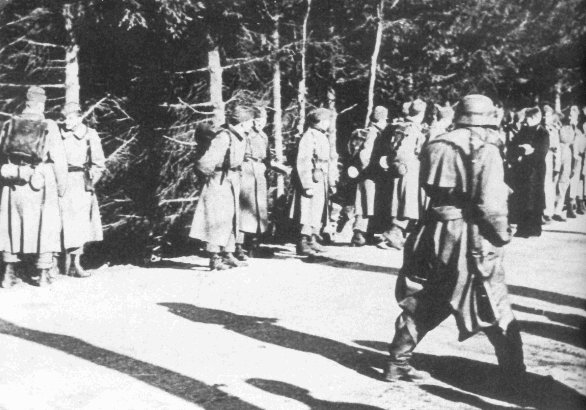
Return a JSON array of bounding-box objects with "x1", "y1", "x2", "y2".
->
[
  {"x1": 0, "y1": 318, "x2": 259, "y2": 410},
  {"x1": 247, "y1": 378, "x2": 386, "y2": 410},
  {"x1": 161, "y1": 303, "x2": 586, "y2": 409}
]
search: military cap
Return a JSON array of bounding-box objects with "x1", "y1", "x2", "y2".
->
[
  {"x1": 525, "y1": 107, "x2": 541, "y2": 119},
  {"x1": 226, "y1": 103, "x2": 255, "y2": 125},
  {"x1": 436, "y1": 104, "x2": 454, "y2": 121},
  {"x1": 26, "y1": 86, "x2": 46, "y2": 103},
  {"x1": 371, "y1": 106, "x2": 388, "y2": 122},
  {"x1": 307, "y1": 108, "x2": 332, "y2": 126},
  {"x1": 454, "y1": 94, "x2": 496, "y2": 127}
]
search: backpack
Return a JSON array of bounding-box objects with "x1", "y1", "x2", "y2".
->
[{"x1": 1, "y1": 117, "x2": 48, "y2": 164}]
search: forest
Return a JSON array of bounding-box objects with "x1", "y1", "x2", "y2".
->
[{"x1": 0, "y1": 0, "x2": 584, "y2": 263}]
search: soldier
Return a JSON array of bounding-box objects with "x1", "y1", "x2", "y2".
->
[
  {"x1": 289, "y1": 108, "x2": 334, "y2": 256},
  {"x1": 0, "y1": 86, "x2": 67, "y2": 287},
  {"x1": 568, "y1": 106, "x2": 586, "y2": 216},
  {"x1": 58, "y1": 102, "x2": 105, "y2": 277},
  {"x1": 428, "y1": 104, "x2": 454, "y2": 141},
  {"x1": 348, "y1": 106, "x2": 388, "y2": 246},
  {"x1": 553, "y1": 113, "x2": 578, "y2": 221},
  {"x1": 236, "y1": 106, "x2": 289, "y2": 259},
  {"x1": 379, "y1": 99, "x2": 427, "y2": 250},
  {"x1": 384, "y1": 95, "x2": 525, "y2": 391},
  {"x1": 190, "y1": 104, "x2": 255, "y2": 270},
  {"x1": 542, "y1": 105, "x2": 560, "y2": 223},
  {"x1": 507, "y1": 107, "x2": 549, "y2": 237}
]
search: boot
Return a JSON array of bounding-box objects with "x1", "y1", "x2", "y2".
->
[
  {"x1": 567, "y1": 201, "x2": 577, "y2": 218},
  {"x1": 576, "y1": 198, "x2": 585, "y2": 215},
  {"x1": 209, "y1": 253, "x2": 230, "y2": 271},
  {"x1": 384, "y1": 362, "x2": 429, "y2": 382},
  {"x1": 296, "y1": 235, "x2": 314, "y2": 256},
  {"x1": 351, "y1": 230, "x2": 366, "y2": 247},
  {"x1": 222, "y1": 252, "x2": 247, "y2": 268},
  {"x1": 69, "y1": 254, "x2": 91, "y2": 278},
  {"x1": 552, "y1": 213, "x2": 567, "y2": 222},
  {"x1": 309, "y1": 235, "x2": 325, "y2": 253},
  {"x1": 382, "y1": 226, "x2": 405, "y2": 250},
  {"x1": 234, "y1": 244, "x2": 249, "y2": 261},
  {"x1": 33, "y1": 268, "x2": 52, "y2": 287},
  {"x1": 1, "y1": 263, "x2": 20, "y2": 289}
]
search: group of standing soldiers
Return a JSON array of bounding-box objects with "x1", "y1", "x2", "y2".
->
[{"x1": 0, "y1": 86, "x2": 104, "y2": 288}]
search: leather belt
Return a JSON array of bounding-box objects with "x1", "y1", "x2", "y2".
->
[
  {"x1": 244, "y1": 156, "x2": 264, "y2": 163},
  {"x1": 214, "y1": 166, "x2": 242, "y2": 172}
]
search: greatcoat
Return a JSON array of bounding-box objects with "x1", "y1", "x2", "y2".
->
[
  {"x1": 289, "y1": 127, "x2": 334, "y2": 230},
  {"x1": 0, "y1": 114, "x2": 67, "y2": 254},
  {"x1": 544, "y1": 123, "x2": 560, "y2": 216},
  {"x1": 570, "y1": 127, "x2": 586, "y2": 198},
  {"x1": 397, "y1": 127, "x2": 515, "y2": 340},
  {"x1": 60, "y1": 125, "x2": 105, "y2": 249},
  {"x1": 240, "y1": 128, "x2": 270, "y2": 234},
  {"x1": 390, "y1": 119, "x2": 426, "y2": 221},
  {"x1": 190, "y1": 126, "x2": 246, "y2": 247},
  {"x1": 354, "y1": 123, "x2": 385, "y2": 218}
]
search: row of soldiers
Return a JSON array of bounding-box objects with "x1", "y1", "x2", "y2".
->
[{"x1": 0, "y1": 86, "x2": 105, "y2": 288}]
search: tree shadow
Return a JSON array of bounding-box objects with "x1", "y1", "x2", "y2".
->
[
  {"x1": 542, "y1": 229, "x2": 586, "y2": 236},
  {"x1": 508, "y1": 284, "x2": 586, "y2": 310},
  {"x1": 247, "y1": 378, "x2": 386, "y2": 410},
  {"x1": 301, "y1": 254, "x2": 399, "y2": 276},
  {"x1": 518, "y1": 320, "x2": 586, "y2": 349},
  {"x1": 0, "y1": 318, "x2": 259, "y2": 409},
  {"x1": 159, "y1": 303, "x2": 386, "y2": 380},
  {"x1": 354, "y1": 340, "x2": 586, "y2": 410},
  {"x1": 513, "y1": 304, "x2": 586, "y2": 331},
  {"x1": 146, "y1": 259, "x2": 209, "y2": 271},
  {"x1": 418, "y1": 385, "x2": 516, "y2": 410}
]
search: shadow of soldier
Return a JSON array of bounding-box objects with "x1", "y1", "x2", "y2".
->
[
  {"x1": 246, "y1": 378, "x2": 386, "y2": 410},
  {"x1": 355, "y1": 340, "x2": 586, "y2": 410},
  {"x1": 0, "y1": 318, "x2": 260, "y2": 410},
  {"x1": 159, "y1": 303, "x2": 386, "y2": 380}
]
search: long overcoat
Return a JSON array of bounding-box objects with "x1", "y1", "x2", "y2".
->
[
  {"x1": 354, "y1": 123, "x2": 384, "y2": 218},
  {"x1": 60, "y1": 125, "x2": 105, "y2": 249},
  {"x1": 508, "y1": 125, "x2": 549, "y2": 214},
  {"x1": 570, "y1": 128, "x2": 586, "y2": 197},
  {"x1": 190, "y1": 127, "x2": 246, "y2": 247},
  {"x1": 390, "y1": 120, "x2": 426, "y2": 221},
  {"x1": 397, "y1": 128, "x2": 515, "y2": 340},
  {"x1": 0, "y1": 114, "x2": 67, "y2": 254},
  {"x1": 240, "y1": 129, "x2": 270, "y2": 234},
  {"x1": 289, "y1": 127, "x2": 334, "y2": 229}
]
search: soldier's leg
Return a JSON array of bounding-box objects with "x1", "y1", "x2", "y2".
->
[
  {"x1": 33, "y1": 252, "x2": 54, "y2": 287},
  {"x1": 382, "y1": 218, "x2": 410, "y2": 250},
  {"x1": 386, "y1": 300, "x2": 452, "y2": 381},
  {"x1": 69, "y1": 247, "x2": 90, "y2": 278},
  {"x1": 297, "y1": 224, "x2": 314, "y2": 256},
  {"x1": 222, "y1": 230, "x2": 247, "y2": 267},
  {"x1": 234, "y1": 231, "x2": 248, "y2": 261},
  {"x1": 553, "y1": 176, "x2": 570, "y2": 220},
  {"x1": 484, "y1": 320, "x2": 526, "y2": 383},
  {"x1": 206, "y1": 243, "x2": 230, "y2": 271},
  {"x1": 1, "y1": 252, "x2": 21, "y2": 288},
  {"x1": 351, "y1": 215, "x2": 368, "y2": 246}
]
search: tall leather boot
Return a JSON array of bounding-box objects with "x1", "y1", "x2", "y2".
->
[
  {"x1": 221, "y1": 252, "x2": 247, "y2": 267},
  {"x1": 351, "y1": 230, "x2": 367, "y2": 247},
  {"x1": 296, "y1": 235, "x2": 314, "y2": 256},
  {"x1": 385, "y1": 314, "x2": 429, "y2": 382},
  {"x1": 567, "y1": 199, "x2": 577, "y2": 218},
  {"x1": 576, "y1": 198, "x2": 585, "y2": 215},
  {"x1": 485, "y1": 321, "x2": 526, "y2": 393},
  {"x1": 382, "y1": 225, "x2": 405, "y2": 250},
  {"x1": 70, "y1": 254, "x2": 91, "y2": 278},
  {"x1": 1, "y1": 263, "x2": 20, "y2": 289}
]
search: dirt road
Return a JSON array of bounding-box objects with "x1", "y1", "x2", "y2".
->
[{"x1": 1, "y1": 217, "x2": 585, "y2": 409}]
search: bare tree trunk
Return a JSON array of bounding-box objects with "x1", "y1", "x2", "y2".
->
[
  {"x1": 365, "y1": 0, "x2": 384, "y2": 127},
  {"x1": 208, "y1": 37, "x2": 224, "y2": 127},
  {"x1": 272, "y1": 17, "x2": 285, "y2": 196},
  {"x1": 554, "y1": 80, "x2": 562, "y2": 113},
  {"x1": 296, "y1": 0, "x2": 312, "y2": 136},
  {"x1": 63, "y1": 3, "x2": 80, "y2": 107}
]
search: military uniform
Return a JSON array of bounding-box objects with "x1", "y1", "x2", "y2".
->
[
  {"x1": 554, "y1": 125, "x2": 579, "y2": 219},
  {"x1": 569, "y1": 127, "x2": 586, "y2": 208},
  {"x1": 60, "y1": 124, "x2": 105, "y2": 252},
  {"x1": 190, "y1": 126, "x2": 246, "y2": 254},
  {"x1": 543, "y1": 122, "x2": 560, "y2": 219},
  {"x1": 386, "y1": 95, "x2": 524, "y2": 385},
  {"x1": 0, "y1": 98, "x2": 68, "y2": 286}
]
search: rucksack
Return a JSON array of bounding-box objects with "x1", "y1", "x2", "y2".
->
[{"x1": 1, "y1": 117, "x2": 48, "y2": 164}]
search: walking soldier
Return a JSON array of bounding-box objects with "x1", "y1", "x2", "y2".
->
[
  {"x1": 58, "y1": 102, "x2": 105, "y2": 277},
  {"x1": 0, "y1": 86, "x2": 68, "y2": 287},
  {"x1": 568, "y1": 106, "x2": 586, "y2": 216},
  {"x1": 190, "y1": 104, "x2": 255, "y2": 270},
  {"x1": 553, "y1": 113, "x2": 579, "y2": 221},
  {"x1": 385, "y1": 95, "x2": 525, "y2": 390},
  {"x1": 542, "y1": 105, "x2": 560, "y2": 222},
  {"x1": 289, "y1": 108, "x2": 334, "y2": 255}
]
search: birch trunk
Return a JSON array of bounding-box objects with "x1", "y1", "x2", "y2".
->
[
  {"x1": 63, "y1": 3, "x2": 80, "y2": 107},
  {"x1": 208, "y1": 37, "x2": 225, "y2": 127},
  {"x1": 296, "y1": 0, "x2": 312, "y2": 136},
  {"x1": 272, "y1": 17, "x2": 285, "y2": 196},
  {"x1": 365, "y1": 0, "x2": 384, "y2": 127}
]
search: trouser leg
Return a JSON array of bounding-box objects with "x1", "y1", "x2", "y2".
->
[
  {"x1": 224, "y1": 230, "x2": 236, "y2": 253},
  {"x1": 484, "y1": 320, "x2": 526, "y2": 378},
  {"x1": 70, "y1": 246, "x2": 84, "y2": 256}
]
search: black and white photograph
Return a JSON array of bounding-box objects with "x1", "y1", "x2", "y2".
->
[{"x1": 0, "y1": 0, "x2": 585, "y2": 408}]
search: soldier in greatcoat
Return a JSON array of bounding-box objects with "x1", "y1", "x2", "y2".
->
[
  {"x1": 542, "y1": 105, "x2": 560, "y2": 223},
  {"x1": 349, "y1": 106, "x2": 388, "y2": 246},
  {"x1": 507, "y1": 107, "x2": 549, "y2": 237},
  {"x1": 568, "y1": 106, "x2": 586, "y2": 216},
  {"x1": 58, "y1": 102, "x2": 105, "y2": 277},
  {"x1": 289, "y1": 108, "x2": 334, "y2": 255},
  {"x1": 379, "y1": 99, "x2": 427, "y2": 250},
  {"x1": 190, "y1": 104, "x2": 255, "y2": 270},
  {"x1": 0, "y1": 86, "x2": 68, "y2": 287},
  {"x1": 235, "y1": 106, "x2": 289, "y2": 259},
  {"x1": 384, "y1": 95, "x2": 525, "y2": 391}
]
